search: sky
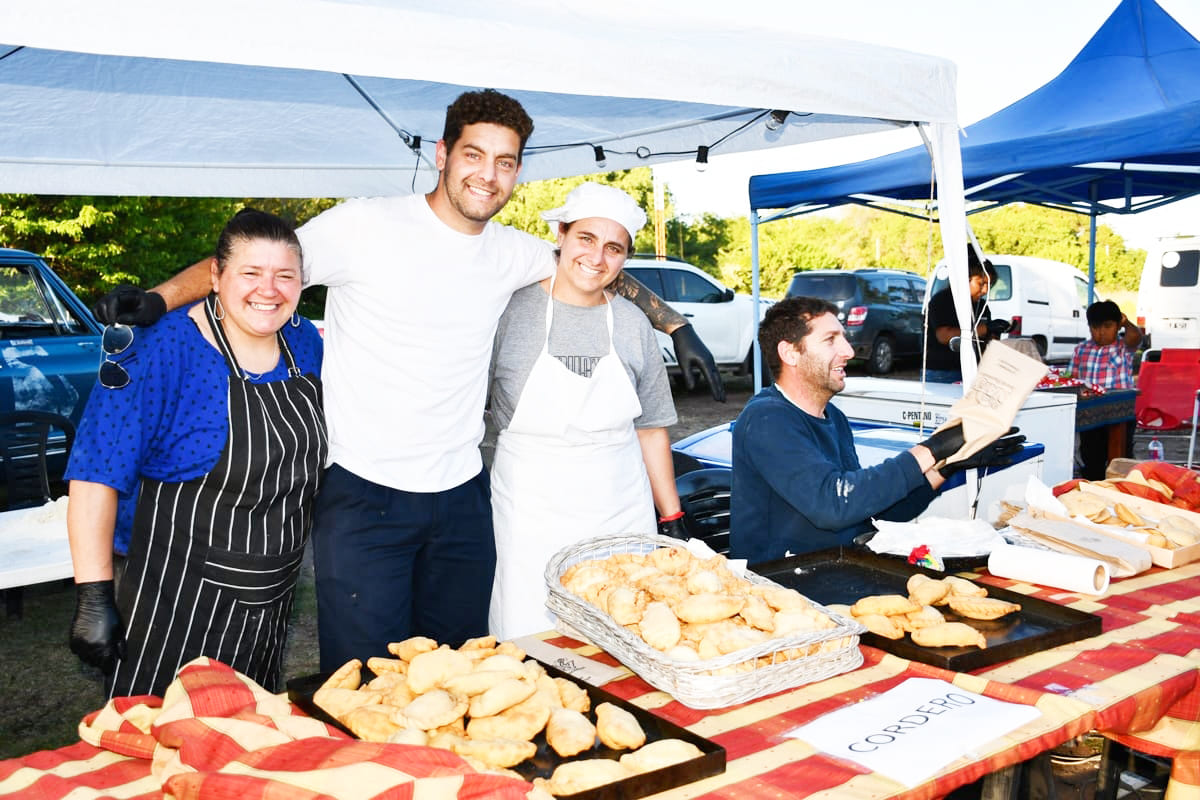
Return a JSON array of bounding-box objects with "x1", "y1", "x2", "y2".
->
[{"x1": 649, "y1": 0, "x2": 1200, "y2": 251}]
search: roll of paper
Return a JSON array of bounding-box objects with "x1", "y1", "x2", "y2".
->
[{"x1": 987, "y1": 542, "x2": 1110, "y2": 595}]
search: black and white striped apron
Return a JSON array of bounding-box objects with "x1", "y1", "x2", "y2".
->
[{"x1": 108, "y1": 295, "x2": 327, "y2": 698}]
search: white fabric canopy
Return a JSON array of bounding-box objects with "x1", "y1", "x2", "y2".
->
[{"x1": 0, "y1": 0, "x2": 961, "y2": 199}]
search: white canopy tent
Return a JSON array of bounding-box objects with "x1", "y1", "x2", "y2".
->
[{"x1": 0, "y1": 0, "x2": 972, "y2": 379}]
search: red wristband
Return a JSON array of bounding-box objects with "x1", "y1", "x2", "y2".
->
[{"x1": 658, "y1": 511, "x2": 685, "y2": 524}]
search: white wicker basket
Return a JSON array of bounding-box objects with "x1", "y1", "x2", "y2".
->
[{"x1": 544, "y1": 533, "x2": 865, "y2": 709}]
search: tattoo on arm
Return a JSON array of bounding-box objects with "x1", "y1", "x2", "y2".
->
[{"x1": 609, "y1": 270, "x2": 686, "y2": 334}]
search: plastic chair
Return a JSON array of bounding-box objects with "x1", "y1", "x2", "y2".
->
[
  {"x1": 0, "y1": 410, "x2": 75, "y2": 617},
  {"x1": 673, "y1": 467, "x2": 732, "y2": 555}
]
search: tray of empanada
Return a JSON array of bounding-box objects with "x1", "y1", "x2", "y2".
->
[
  {"x1": 751, "y1": 547, "x2": 1102, "y2": 672},
  {"x1": 546, "y1": 534, "x2": 865, "y2": 709},
  {"x1": 286, "y1": 635, "x2": 724, "y2": 799}
]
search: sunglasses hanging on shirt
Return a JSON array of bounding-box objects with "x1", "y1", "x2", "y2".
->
[{"x1": 98, "y1": 323, "x2": 135, "y2": 389}]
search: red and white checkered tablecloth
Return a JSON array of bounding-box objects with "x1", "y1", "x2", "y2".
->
[{"x1": 5, "y1": 563, "x2": 1200, "y2": 800}]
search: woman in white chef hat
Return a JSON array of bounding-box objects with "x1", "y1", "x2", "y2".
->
[{"x1": 488, "y1": 182, "x2": 683, "y2": 640}]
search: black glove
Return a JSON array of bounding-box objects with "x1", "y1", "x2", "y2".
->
[
  {"x1": 919, "y1": 421, "x2": 966, "y2": 462},
  {"x1": 671, "y1": 324, "x2": 725, "y2": 403},
  {"x1": 986, "y1": 318, "x2": 1011, "y2": 338},
  {"x1": 940, "y1": 427, "x2": 1026, "y2": 477},
  {"x1": 69, "y1": 580, "x2": 126, "y2": 675},
  {"x1": 92, "y1": 284, "x2": 167, "y2": 326},
  {"x1": 658, "y1": 514, "x2": 688, "y2": 540}
]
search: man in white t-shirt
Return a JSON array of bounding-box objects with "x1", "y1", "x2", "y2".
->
[{"x1": 93, "y1": 89, "x2": 724, "y2": 669}]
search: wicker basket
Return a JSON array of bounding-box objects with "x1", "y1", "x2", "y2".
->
[{"x1": 544, "y1": 533, "x2": 865, "y2": 709}]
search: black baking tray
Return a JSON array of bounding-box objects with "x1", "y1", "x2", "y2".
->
[
  {"x1": 752, "y1": 546, "x2": 1103, "y2": 672},
  {"x1": 287, "y1": 659, "x2": 725, "y2": 799}
]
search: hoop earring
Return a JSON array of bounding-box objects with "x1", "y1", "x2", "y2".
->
[
  {"x1": 213, "y1": 294, "x2": 226, "y2": 320},
  {"x1": 291, "y1": 311, "x2": 301, "y2": 328}
]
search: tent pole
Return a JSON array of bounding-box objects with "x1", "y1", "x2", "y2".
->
[
  {"x1": 1088, "y1": 182, "x2": 1098, "y2": 305},
  {"x1": 751, "y1": 210, "x2": 763, "y2": 393}
]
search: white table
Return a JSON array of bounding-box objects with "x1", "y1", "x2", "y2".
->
[{"x1": 0, "y1": 498, "x2": 73, "y2": 591}]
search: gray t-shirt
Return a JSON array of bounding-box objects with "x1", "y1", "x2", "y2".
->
[{"x1": 490, "y1": 283, "x2": 677, "y2": 432}]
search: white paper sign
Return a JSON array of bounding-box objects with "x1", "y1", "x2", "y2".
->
[
  {"x1": 513, "y1": 635, "x2": 625, "y2": 686},
  {"x1": 786, "y1": 677, "x2": 1041, "y2": 788}
]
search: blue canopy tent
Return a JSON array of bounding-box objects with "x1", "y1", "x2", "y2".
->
[{"x1": 747, "y1": 0, "x2": 1200, "y2": 384}]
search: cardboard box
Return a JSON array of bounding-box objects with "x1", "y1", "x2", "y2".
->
[{"x1": 1077, "y1": 482, "x2": 1200, "y2": 568}]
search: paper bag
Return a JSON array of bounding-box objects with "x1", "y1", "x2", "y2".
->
[{"x1": 936, "y1": 342, "x2": 1048, "y2": 466}]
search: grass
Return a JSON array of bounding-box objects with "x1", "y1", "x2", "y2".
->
[{"x1": 0, "y1": 553, "x2": 321, "y2": 761}]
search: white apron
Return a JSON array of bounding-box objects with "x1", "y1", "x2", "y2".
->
[{"x1": 489, "y1": 284, "x2": 655, "y2": 640}]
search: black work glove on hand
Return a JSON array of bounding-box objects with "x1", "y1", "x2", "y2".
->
[
  {"x1": 658, "y1": 515, "x2": 688, "y2": 540},
  {"x1": 940, "y1": 427, "x2": 1026, "y2": 478},
  {"x1": 986, "y1": 318, "x2": 1011, "y2": 338},
  {"x1": 919, "y1": 421, "x2": 967, "y2": 463},
  {"x1": 69, "y1": 580, "x2": 126, "y2": 675},
  {"x1": 92, "y1": 284, "x2": 166, "y2": 326},
  {"x1": 671, "y1": 324, "x2": 725, "y2": 402}
]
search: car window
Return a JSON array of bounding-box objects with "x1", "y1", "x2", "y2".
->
[
  {"x1": 666, "y1": 268, "x2": 725, "y2": 303},
  {"x1": 788, "y1": 273, "x2": 856, "y2": 301},
  {"x1": 0, "y1": 264, "x2": 90, "y2": 337},
  {"x1": 988, "y1": 264, "x2": 1013, "y2": 301},
  {"x1": 886, "y1": 278, "x2": 911, "y2": 304},
  {"x1": 862, "y1": 277, "x2": 888, "y2": 305},
  {"x1": 623, "y1": 267, "x2": 665, "y2": 299},
  {"x1": 1160, "y1": 249, "x2": 1200, "y2": 288},
  {"x1": 1074, "y1": 276, "x2": 1091, "y2": 307},
  {"x1": 908, "y1": 279, "x2": 926, "y2": 303}
]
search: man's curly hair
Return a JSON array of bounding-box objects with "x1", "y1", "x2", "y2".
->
[{"x1": 442, "y1": 89, "x2": 535, "y2": 162}]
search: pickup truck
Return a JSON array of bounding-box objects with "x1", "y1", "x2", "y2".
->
[{"x1": 0, "y1": 248, "x2": 104, "y2": 471}]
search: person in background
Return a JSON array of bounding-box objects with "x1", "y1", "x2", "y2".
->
[
  {"x1": 731, "y1": 296, "x2": 1023, "y2": 564},
  {"x1": 924, "y1": 248, "x2": 1009, "y2": 383},
  {"x1": 66, "y1": 209, "x2": 326, "y2": 698},
  {"x1": 488, "y1": 183, "x2": 682, "y2": 640},
  {"x1": 90, "y1": 90, "x2": 723, "y2": 672},
  {"x1": 1071, "y1": 299, "x2": 1143, "y2": 479}
]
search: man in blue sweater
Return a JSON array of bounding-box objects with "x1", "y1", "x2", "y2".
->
[{"x1": 731, "y1": 296, "x2": 1023, "y2": 564}]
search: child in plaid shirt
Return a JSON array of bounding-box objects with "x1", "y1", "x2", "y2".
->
[{"x1": 1071, "y1": 300, "x2": 1143, "y2": 478}]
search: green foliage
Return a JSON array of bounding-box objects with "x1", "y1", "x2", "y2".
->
[{"x1": 0, "y1": 189, "x2": 1144, "y2": 320}]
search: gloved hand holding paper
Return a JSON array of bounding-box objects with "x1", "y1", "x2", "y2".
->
[{"x1": 930, "y1": 343, "x2": 1048, "y2": 469}]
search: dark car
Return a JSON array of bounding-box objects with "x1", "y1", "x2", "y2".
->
[
  {"x1": 0, "y1": 249, "x2": 104, "y2": 473},
  {"x1": 785, "y1": 268, "x2": 926, "y2": 374}
]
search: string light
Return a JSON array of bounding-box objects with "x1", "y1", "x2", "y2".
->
[
  {"x1": 695, "y1": 145, "x2": 709, "y2": 172},
  {"x1": 592, "y1": 145, "x2": 607, "y2": 169},
  {"x1": 765, "y1": 110, "x2": 789, "y2": 131}
]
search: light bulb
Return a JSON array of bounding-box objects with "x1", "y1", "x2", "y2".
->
[
  {"x1": 765, "y1": 110, "x2": 789, "y2": 132},
  {"x1": 695, "y1": 145, "x2": 709, "y2": 173},
  {"x1": 592, "y1": 145, "x2": 607, "y2": 169}
]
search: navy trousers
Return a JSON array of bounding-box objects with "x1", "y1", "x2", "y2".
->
[{"x1": 311, "y1": 464, "x2": 495, "y2": 671}]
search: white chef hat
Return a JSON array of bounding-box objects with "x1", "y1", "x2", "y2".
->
[{"x1": 541, "y1": 182, "x2": 647, "y2": 244}]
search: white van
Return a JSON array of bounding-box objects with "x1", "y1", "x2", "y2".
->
[
  {"x1": 1137, "y1": 235, "x2": 1200, "y2": 351},
  {"x1": 928, "y1": 254, "x2": 1092, "y2": 362}
]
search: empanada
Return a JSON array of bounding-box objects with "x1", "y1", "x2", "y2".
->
[
  {"x1": 911, "y1": 621, "x2": 987, "y2": 649},
  {"x1": 685, "y1": 569, "x2": 724, "y2": 595},
  {"x1": 946, "y1": 596, "x2": 1021, "y2": 620},
  {"x1": 638, "y1": 601, "x2": 682, "y2": 650},
  {"x1": 535, "y1": 758, "x2": 631, "y2": 795},
  {"x1": 647, "y1": 545, "x2": 693, "y2": 576},
  {"x1": 387, "y1": 727, "x2": 429, "y2": 746},
  {"x1": 554, "y1": 676, "x2": 592, "y2": 713},
  {"x1": 366, "y1": 656, "x2": 407, "y2": 675},
  {"x1": 441, "y1": 669, "x2": 513, "y2": 697},
  {"x1": 319, "y1": 658, "x2": 363, "y2": 691},
  {"x1": 468, "y1": 676, "x2": 536, "y2": 718},
  {"x1": 1160, "y1": 515, "x2": 1200, "y2": 547},
  {"x1": 737, "y1": 593, "x2": 776, "y2": 631},
  {"x1": 451, "y1": 736, "x2": 537, "y2": 769},
  {"x1": 1059, "y1": 491, "x2": 1107, "y2": 520},
  {"x1": 387, "y1": 636, "x2": 438, "y2": 662},
  {"x1": 773, "y1": 606, "x2": 834, "y2": 635},
  {"x1": 466, "y1": 697, "x2": 551, "y2": 742},
  {"x1": 406, "y1": 646, "x2": 473, "y2": 693},
  {"x1": 855, "y1": 613, "x2": 905, "y2": 639},
  {"x1": 851, "y1": 594, "x2": 920, "y2": 617},
  {"x1": 399, "y1": 688, "x2": 468, "y2": 730},
  {"x1": 604, "y1": 586, "x2": 647, "y2": 626},
  {"x1": 461, "y1": 634, "x2": 497, "y2": 651},
  {"x1": 941, "y1": 576, "x2": 988, "y2": 599},
  {"x1": 314, "y1": 685, "x2": 379, "y2": 720},
  {"x1": 674, "y1": 592, "x2": 745, "y2": 624},
  {"x1": 595, "y1": 702, "x2": 646, "y2": 750},
  {"x1": 341, "y1": 704, "x2": 401, "y2": 742},
  {"x1": 907, "y1": 573, "x2": 950, "y2": 607},
  {"x1": 618, "y1": 738, "x2": 703, "y2": 774},
  {"x1": 900, "y1": 604, "x2": 945, "y2": 632},
  {"x1": 545, "y1": 706, "x2": 597, "y2": 757},
  {"x1": 756, "y1": 586, "x2": 809, "y2": 611},
  {"x1": 1113, "y1": 502, "x2": 1145, "y2": 527}
]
